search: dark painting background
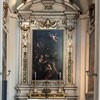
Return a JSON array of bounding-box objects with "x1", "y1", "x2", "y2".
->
[{"x1": 32, "y1": 30, "x2": 63, "y2": 80}]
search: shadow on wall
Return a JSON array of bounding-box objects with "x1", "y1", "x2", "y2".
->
[{"x1": 86, "y1": 94, "x2": 94, "y2": 100}]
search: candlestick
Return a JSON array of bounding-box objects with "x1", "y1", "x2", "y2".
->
[
  {"x1": 58, "y1": 72, "x2": 62, "y2": 93},
  {"x1": 35, "y1": 72, "x2": 36, "y2": 80},
  {"x1": 34, "y1": 72, "x2": 36, "y2": 87},
  {"x1": 34, "y1": 72, "x2": 37, "y2": 92},
  {"x1": 59, "y1": 72, "x2": 61, "y2": 80}
]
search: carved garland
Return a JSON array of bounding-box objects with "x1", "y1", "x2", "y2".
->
[
  {"x1": 21, "y1": 23, "x2": 30, "y2": 84},
  {"x1": 67, "y1": 16, "x2": 76, "y2": 84},
  {"x1": 30, "y1": 18, "x2": 64, "y2": 29},
  {"x1": 65, "y1": 15, "x2": 76, "y2": 84}
]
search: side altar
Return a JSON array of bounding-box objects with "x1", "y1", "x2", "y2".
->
[{"x1": 15, "y1": 0, "x2": 80, "y2": 100}]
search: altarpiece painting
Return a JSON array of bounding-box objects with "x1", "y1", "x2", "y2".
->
[{"x1": 32, "y1": 30, "x2": 63, "y2": 80}]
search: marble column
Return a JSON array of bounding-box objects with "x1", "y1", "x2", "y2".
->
[
  {"x1": 79, "y1": 15, "x2": 87, "y2": 100},
  {"x1": 95, "y1": 0, "x2": 100, "y2": 100},
  {"x1": 0, "y1": 0, "x2": 3, "y2": 100},
  {"x1": 75, "y1": 18, "x2": 81, "y2": 98}
]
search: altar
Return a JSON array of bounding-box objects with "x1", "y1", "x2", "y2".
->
[{"x1": 15, "y1": 0, "x2": 79, "y2": 100}]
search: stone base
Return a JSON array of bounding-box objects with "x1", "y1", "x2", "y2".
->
[{"x1": 16, "y1": 84, "x2": 78, "y2": 100}]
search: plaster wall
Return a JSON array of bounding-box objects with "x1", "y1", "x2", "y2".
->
[
  {"x1": 7, "y1": 12, "x2": 19, "y2": 100},
  {"x1": 0, "y1": 0, "x2": 3, "y2": 100}
]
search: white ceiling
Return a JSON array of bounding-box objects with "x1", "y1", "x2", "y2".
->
[{"x1": 8, "y1": 0, "x2": 94, "y2": 13}]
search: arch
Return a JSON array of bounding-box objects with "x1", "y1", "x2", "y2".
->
[{"x1": 16, "y1": 0, "x2": 80, "y2": 12}]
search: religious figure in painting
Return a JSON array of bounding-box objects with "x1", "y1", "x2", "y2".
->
[{"x1": 45, "y1": 62, "x2": 59, "y2": 80}]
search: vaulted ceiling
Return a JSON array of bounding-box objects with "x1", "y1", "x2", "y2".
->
[{"x1": 8, "y1": 0, "x2": 94, "y2": 13}]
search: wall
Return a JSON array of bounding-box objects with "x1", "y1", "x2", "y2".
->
[
  {"x1": 7, "y1": 12, "x2": 19, "y2": 100},
  {"x1": 0, "y1": 0, "x2": 3, "y2": 100}
]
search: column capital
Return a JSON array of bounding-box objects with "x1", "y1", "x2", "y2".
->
[{"x1": 64, "y1": 14, "x2": 77, "y2": 31}]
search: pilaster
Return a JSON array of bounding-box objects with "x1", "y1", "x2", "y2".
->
[
  {"x1": 64, "y1": 13, "x2": 77, "y2": 85},
  {"x1": 95, "y1": 0, "x2": 100, "y2": 100},
  {"x1": 0, "y1": 0, "x2": 3, "y2": 100}
]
